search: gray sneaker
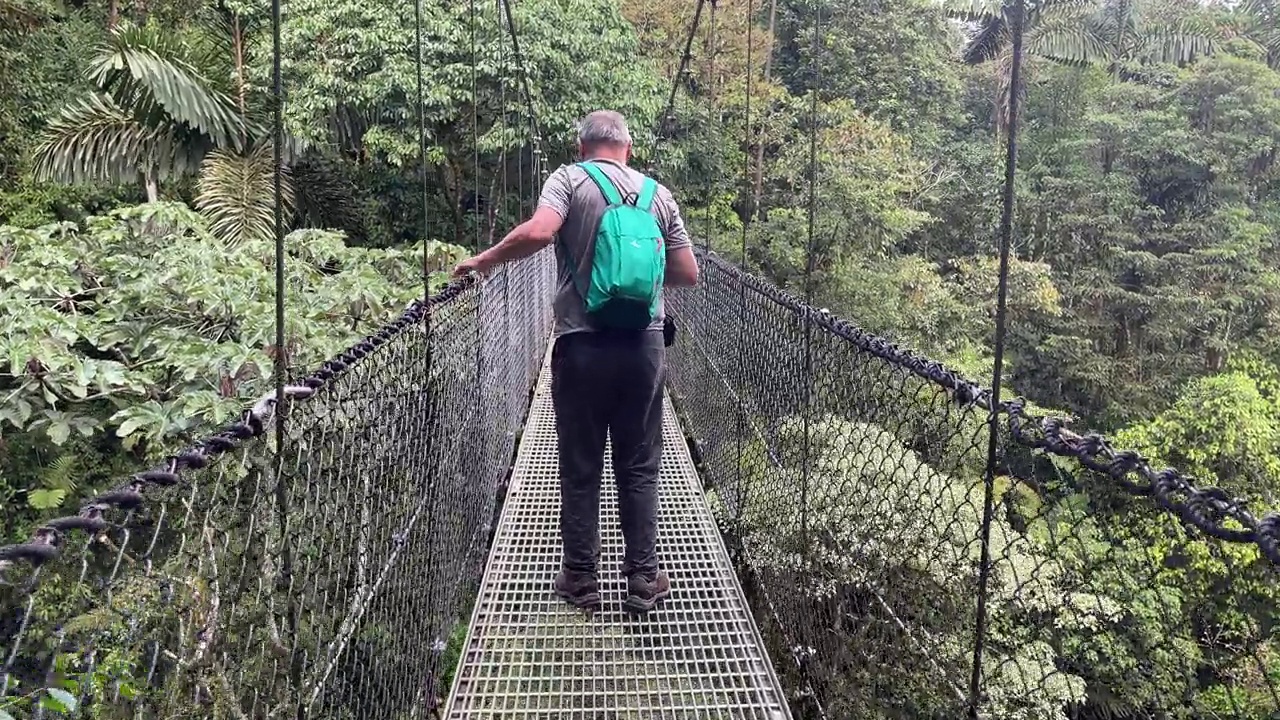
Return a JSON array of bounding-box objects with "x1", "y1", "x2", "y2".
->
[
  {"x1": 554, "y1": 568, "x2": 600, "y2": 610},
  {"x1": 623, "y1": 570, "x2": 670, "y2": 613}
]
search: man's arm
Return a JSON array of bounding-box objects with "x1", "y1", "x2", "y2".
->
[
  {"x1": 658, "y1": 187, "x2": 699, "y2": 286},
  {"x1": 453, "y1": 168, "x2": 570, "y2": 277}
]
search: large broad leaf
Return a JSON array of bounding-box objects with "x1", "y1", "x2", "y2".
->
[{"x1": 195, "y1": 142, "x2": 296, "y2": 247}]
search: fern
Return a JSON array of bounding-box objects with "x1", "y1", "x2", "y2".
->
[{"x1": 40, "y1": 453, "x2": 79, "y2": 494}]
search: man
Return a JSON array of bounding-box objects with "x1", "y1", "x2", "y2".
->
[{"x1": 452, "y1": 110, "x2": 699, "y2": 613}]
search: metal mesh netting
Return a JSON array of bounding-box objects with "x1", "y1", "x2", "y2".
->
[
  {"x1": 0, "y1": 248, "x2": 554, "y2": 719},
  {"x1": 665, "y1": 250, "x2": 1280, "y2": 720}
]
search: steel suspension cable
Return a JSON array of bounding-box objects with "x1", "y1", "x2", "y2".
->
[
  {"x1": 414, "y1": 0, "x2": 429, "y2": 303},
  {"x1": 649, "y1": 0, "x2": 709, "y2": 175},
  {"x1": 733, "y1": 0, "x2": 753, "y2": 524},
  {"x1": 969, "y1": 0, "x2": 1026, "y2": 716},
  {"x1": 701, "y1": 0, "x2": 717, "y2": 256},
  {"x1": 268, "y1": 0, "x2": 303, "y2": 710},
  {"x1": 471, "y1": 0, "x2": 480, "y2": 253},
  {"x1": 797, "y1": 0, "x2": 821, "y2": 606},
  {"x1": 499, "y1": 0, "x2": 544, "y2": 158}
]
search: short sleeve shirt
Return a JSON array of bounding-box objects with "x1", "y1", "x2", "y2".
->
[{"x1": 537, "y1": 159, "x2": 692, "y2": 336}]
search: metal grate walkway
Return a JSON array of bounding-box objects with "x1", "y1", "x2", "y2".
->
[{"x1": 443, "y1": 348, "x2": 792, "y2": 719}]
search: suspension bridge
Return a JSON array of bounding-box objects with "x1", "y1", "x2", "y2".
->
[
  {"x1": 3, "y1": 244, "x2": 1280, "y2": 719},
  {"x1": 4, "y1": 0, "x2": 1280, "y2": 718}
]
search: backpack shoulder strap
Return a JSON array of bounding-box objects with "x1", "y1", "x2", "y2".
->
[
  {"x1": 577, "y1": 161, "x2": 625, "y2": 206},
  {"x1": 635, "y1": 177, "x2": 658, "y2": 213}
]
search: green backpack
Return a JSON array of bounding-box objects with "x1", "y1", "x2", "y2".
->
[{"x1": 567, "y1": 161, "x2": 666, "y2": 330}]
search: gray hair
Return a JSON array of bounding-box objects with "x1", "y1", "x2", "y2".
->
[{"x1": 577, "y1": 110, "x2": 632, "y2": 146}]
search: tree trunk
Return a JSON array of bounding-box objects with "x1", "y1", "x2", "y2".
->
[
  {"x1": 145, "y1": 171, "x2": 159, "y2": 202},
  {"x1": 107, "y1": 0, "x2": 119, "y2": 29}
]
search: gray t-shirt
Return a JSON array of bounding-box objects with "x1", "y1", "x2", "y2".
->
[{"x1": 537, "y1": 158, "x2": 692, "y2": 337}]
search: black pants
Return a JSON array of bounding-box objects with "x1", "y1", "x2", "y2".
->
[{"x1": 550, "y1": 330, "x2": 665, "y2": 579}]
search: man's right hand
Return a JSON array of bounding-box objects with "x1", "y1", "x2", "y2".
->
[{"x1": 451, "y1": 254, "x2": 492, "y2": 279}]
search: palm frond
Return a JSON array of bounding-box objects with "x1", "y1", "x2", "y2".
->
[
  {"x1": 1031, "y1": 10, "x2": 1112, "y2": 65},
  {"x1": 200, "y1": 5, "x2": 262, "y2": 61},
  {"x1": 1034, "y1": 0, "x2": 1099, "y2": 15},
  {"x1": 88, "y1": 24, "x2": 246, "y2": 151},
  {"x1": 1239, "y1": 0, "x2": 1280, "y2": 68},
  {"x1": 40, "y1": 453, "x2": 79, "y2": 494},
  {"x1": 945, "y1": 0, "x2": 1008, "y2": 23},
  {"x1": 1137, "y1": 27, "x2": 1213, "y2": 65},
  {"x1": 1126, "y1": 0, "x2": 1218, "y2": 65},
  {"x1": 960, "y1": 15, "x2": 1009, "y2": 64},
  {"x1": 952, "y1": 0, "x2": 1102, "y2": 64},
  {"x1": 196, "y1": 142, "x2": 296, "y2": 247},
  {"x1": 31, "y1": 93, "x2": 205, "y2": 185}
]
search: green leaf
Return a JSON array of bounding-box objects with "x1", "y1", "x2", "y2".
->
[
  {"x1": 16, "y1": 398, "x2": 33, "y2": 424},
  {"x1": 115, "y1": 417, "x2": 144, "y2": 438},
  {"x1": 43, "y1": 688, "x2": 77, "y2": 713},
  {"x1": 46, "y1": 420, "x2": 71, "y2": 445},
  {"x1": 27, "y1": 488, "x2": 67, "y2": 510}
]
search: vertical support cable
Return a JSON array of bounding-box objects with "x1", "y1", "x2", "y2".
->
[
  {"x1": 650, "y1": 0, "x2": 705, "y2": 175},
  {"x1": 414, "y1": 0, "x2": 429, "y2": 304},
  {"x1": 499, "y1": 18, "x2": 511, "y2": 422},
  {"x1": 499, "y1": 0, "x2": 535, "y2": 381},
  {"x1": 702, "y1": 0, "x2": 717, "y2": 257},
  {"x1": 969, "y1": 0, "x2": 1025, "y2": 716},
  {"x1": 798, "y1": 0, "x2": 822, "y2": 563},
  {"x1": 271, "y1": 0, "x2": 285, "y2": 506},
  {"x1": 663, "y1": 0, "x2": 706, "y2": 151},
  {"x1": 271, "y1": 0, "x2": 285, "y2": 464},
  {"x1": 411, "y1": 0, "x2": 443, "y2": 708},
  {"x1": 470, "y1": 0, "x2": 484, "y2": 499},
  {"x1": 733, "y1": 0, "x2": 753, "y2": 526},
  {"x1": 501, "y1": 0, "x2": 541, "y2": 151},
  {"x1": 471, "y1": 0, "x2": 480, "y2": 254},
  {"x1": 269, "y1": 0, "x2": 301, "y2": 714},
  {"x1": 515, "y1": 68, "x2": 525, "y2": 219},
  {"x1": 500, "y1": 0, "x2": 549, "y2": 344},
  {"x1": 666, "y1": 0, "x2": 705, "y2": 120}
]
